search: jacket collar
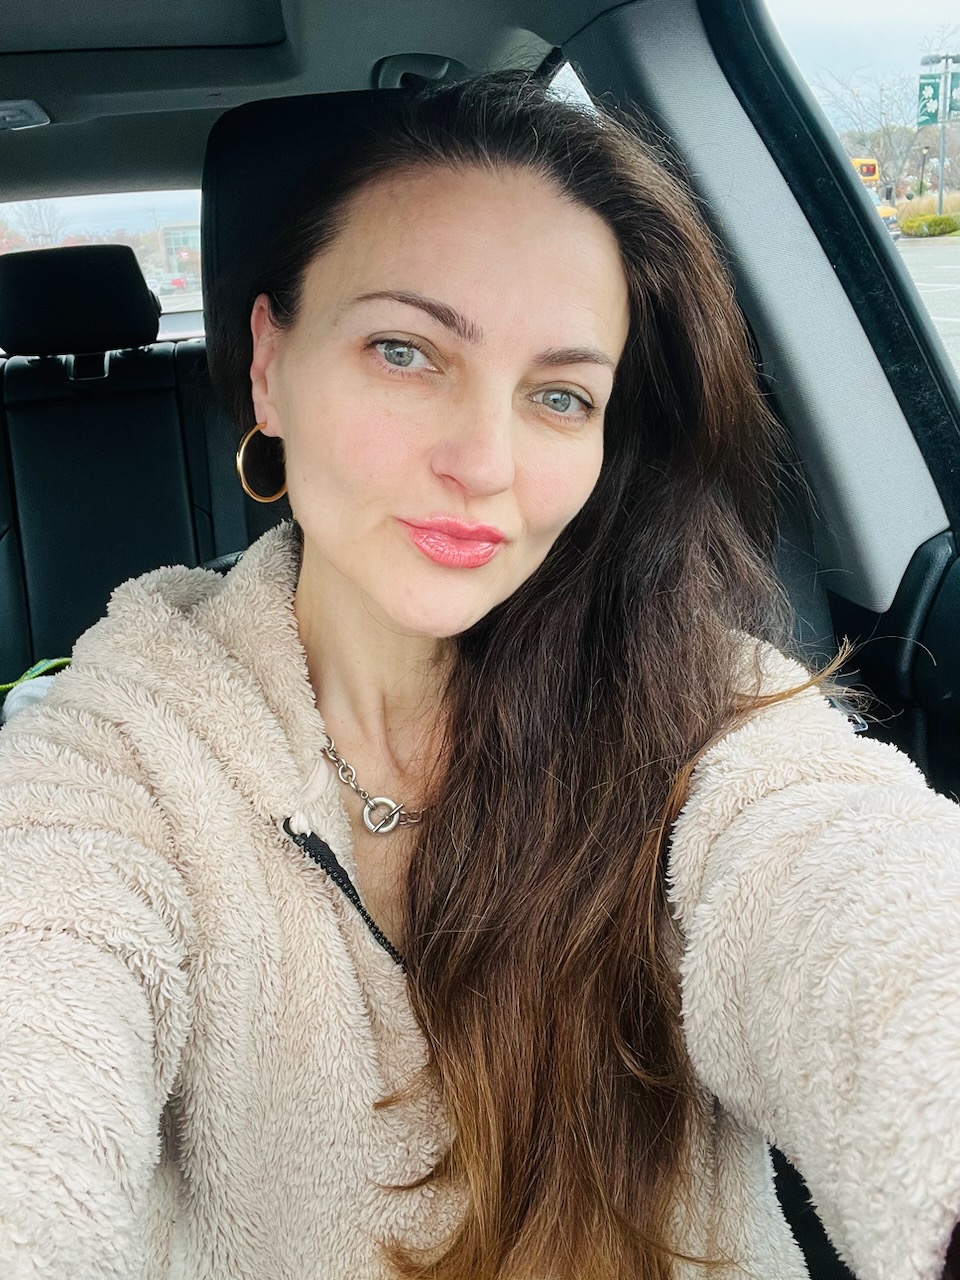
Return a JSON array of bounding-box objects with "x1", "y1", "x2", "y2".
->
[{"x1": 186, "y1": 520, "x2": 355, "y2": 868}]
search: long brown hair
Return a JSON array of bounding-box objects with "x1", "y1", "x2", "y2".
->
[{"x1": 210, "y1": 72, "x2": 808, "y2": 1279}]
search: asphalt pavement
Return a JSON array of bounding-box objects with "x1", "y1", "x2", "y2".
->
[
  {"x1": 157, "y1": 293, "x2": 204, "y2": 339},
  {"x1": 897, "y1": 237, "x2": 960, "y2": 375}
]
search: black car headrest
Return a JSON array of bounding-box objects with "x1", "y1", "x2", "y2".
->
[
  {"x1": 0, "y1": 244, "x2": 161, "y2": 356},
  {"x1": 201, "y1": 90, "x2": 404, "y2": 384}
]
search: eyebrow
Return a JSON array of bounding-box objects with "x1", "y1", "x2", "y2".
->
[
  {"x1": 348, "y1": 289, "x2": 616, "y2": 371},
  {"x1": 350, "y1": 290, "x2": 483, "y2": 345},
  {"x1": 532, "y1": 346, "x2": 616, "y2": 372}
]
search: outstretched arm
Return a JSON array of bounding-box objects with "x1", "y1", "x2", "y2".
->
[{"x1": 669, "y1": 649, "x2": 960, "y2": 1280}]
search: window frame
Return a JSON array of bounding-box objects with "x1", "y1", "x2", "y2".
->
[{"x1": 697, "y1": 0, "x2": 960, "y2": 530}]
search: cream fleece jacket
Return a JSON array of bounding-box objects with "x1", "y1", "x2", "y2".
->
[{"x1": 1, "y1": 520, "x2": 959, "y2": 1280}]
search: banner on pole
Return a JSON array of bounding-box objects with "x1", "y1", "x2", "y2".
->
[
  {"x1": 949, "y1": 70, "x2": 960, "y2": 121},
  {"x1": 919, "y1": 74, "x2": 941, "y2": 126}
]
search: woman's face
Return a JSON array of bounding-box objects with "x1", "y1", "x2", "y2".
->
[{"x1": 250, "y1": 163, "x2": 630, "y2": 639}]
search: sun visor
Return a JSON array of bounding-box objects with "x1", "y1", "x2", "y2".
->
[{"x1": 4, "y1": 0, "x2": 285, "y2": 53}]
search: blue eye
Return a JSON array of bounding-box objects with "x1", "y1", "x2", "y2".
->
[
  {"x1": 373, "y1": 339, "x2": 433, "y2": 370},
  {"x1": 381, "y1": 340, "x2": 415, "y2": 367},
  {"x1": 535, "y1": 388, "x2": 594, "y2": 418},
  {"x1": 545, "y1": 390, "x2": 573, "y2": 413}
]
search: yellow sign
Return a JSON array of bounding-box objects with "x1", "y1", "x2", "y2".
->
[{"x1": 850, "y1": 157, "x2": 879, "y2": 186}]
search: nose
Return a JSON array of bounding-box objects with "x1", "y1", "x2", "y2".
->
[{"x1": 429, "y1": 393, "x2": 517, "y2": 499}]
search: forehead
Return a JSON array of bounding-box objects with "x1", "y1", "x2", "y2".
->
[{"x1": 298, "y1": 164, "x2": 630, "y2": 356}]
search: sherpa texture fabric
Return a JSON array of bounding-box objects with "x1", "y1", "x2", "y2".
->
[{"x1": 1, "y1": 520, "x2": 959, "y2": 1280}]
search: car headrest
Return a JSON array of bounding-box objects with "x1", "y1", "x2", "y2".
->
[
  {"x1": 201, "y1": 89, "x2": 404, "y2": 381},
  {"x1": 0, "y1": 244, "x2": 162, "y2": 356}
]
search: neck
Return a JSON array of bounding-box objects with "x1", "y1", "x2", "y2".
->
[{"x1": 294, "y1": 540, "x2": 451, "y2": 783}]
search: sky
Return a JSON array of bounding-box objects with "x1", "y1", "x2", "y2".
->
[
  {"x1": 763, "y1": 0, "x2": 960, "y2": 84},
  {"x1": 0, "y1": 189, "x2": 200, "y2": 240}
]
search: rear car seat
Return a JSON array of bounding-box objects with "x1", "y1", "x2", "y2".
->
[{"x1": 0, "y1": 243, "x2": 286, "y2": 690}]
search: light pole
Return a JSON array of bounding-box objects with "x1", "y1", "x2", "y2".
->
[
  {"x1": 920, "y1": 52, "x2": 960, "y2": 215},
  {"x1": 920, "y1": 143, "x2": 931, "y2": 195}
]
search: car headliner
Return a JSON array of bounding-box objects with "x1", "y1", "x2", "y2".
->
[{"x1": 0, "y1": 0, "x2": 610, "y2": 200}]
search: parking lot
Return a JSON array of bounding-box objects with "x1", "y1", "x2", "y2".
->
[
  {"x1": 898, "y1": 237, "x2": 960, "y2": 375},
  {"x1": 158, "y1": 291, "x2": 204, "y2": 338}
]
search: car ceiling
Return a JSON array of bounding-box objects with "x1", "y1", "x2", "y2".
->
[{"x1": 0, "y1": 0, "x2": 613, "y2": 200}]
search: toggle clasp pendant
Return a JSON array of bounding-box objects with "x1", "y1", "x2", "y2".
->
[{"x1": 362, "y1": 796, "x2": 403, "y2": 835}]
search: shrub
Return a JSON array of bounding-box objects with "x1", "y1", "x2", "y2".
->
[
  {"x1": 898, "y1": 192, "x2": 960, "y2": 219},
  {"x1": 900, "y1": 213, "x2": 960, "y2": 237}
]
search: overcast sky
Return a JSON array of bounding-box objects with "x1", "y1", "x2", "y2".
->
[
  {"x1": 0, "y1": 189, "x2": 200, "y2": 238},
  {"x1": 764, "y1": 0, "x2": 960, "y2": 83}
]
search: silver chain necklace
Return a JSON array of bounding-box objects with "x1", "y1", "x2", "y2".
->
[{"x1": 320, "y1": 731, "x2": 424, "y2": 836}]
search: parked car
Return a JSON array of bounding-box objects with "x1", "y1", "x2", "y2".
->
[
  {"x1": 869, "y1": 187, "x2": 902, "y2": 239},
  {"x1": 2, "y1": 2, "x2": 959, "y2": 1277}
]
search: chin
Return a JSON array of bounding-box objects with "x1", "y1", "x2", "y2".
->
[
  {"x1": 384, "y1": 592, "x2": 501, "y2": 641},
  {"x1": 394, "y1": 610, "x2": 487, "y2": 641}
]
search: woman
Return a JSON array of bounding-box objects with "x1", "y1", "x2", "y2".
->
[{"x1": 1, "y1": 72, "x2": 959, "y2": 1280}]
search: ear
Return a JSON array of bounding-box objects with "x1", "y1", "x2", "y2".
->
[{"x1": 249, "y1": 294, "x2": 284, "y2": 438}]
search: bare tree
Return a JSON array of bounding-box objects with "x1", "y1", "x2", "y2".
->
[
  {"x1": 9, "y1": 200, "x2": 71, "y2": 248},
  {"x1": 813, "y1": 70, "x2": 930, "y2": 192},
  {"x1": 811, "y1": 25, "x2": 960, "y2": 196},
  {"x1": 922, "y1": 24, "x2": 960, "y2": 59}
]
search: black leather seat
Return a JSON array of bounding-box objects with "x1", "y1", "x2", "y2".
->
[{"x1": 0, "y1": 244, "x2": 285, "y2": 686}]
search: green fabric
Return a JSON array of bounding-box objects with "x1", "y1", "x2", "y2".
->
[{"x1": 0, "y1": 658, "x2": 72, "y2": 696}]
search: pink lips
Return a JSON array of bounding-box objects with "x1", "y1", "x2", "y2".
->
[{"x1": 400, "y1": 517, "x2": 506, "y2": 569}]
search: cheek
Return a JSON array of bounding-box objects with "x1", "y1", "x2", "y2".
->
[
  {"x1": 518, "y1": 438, "x2": 604, "y2": 538},
  {"x1": 291, "y1": 396, "x2": 422, "y2": 494},
  {"x1": 278, "y1": 345, "x2": 421, "y2": 476}
]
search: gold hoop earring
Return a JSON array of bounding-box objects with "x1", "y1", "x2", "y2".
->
[{"x1": 236, "y1": 422, "x2": 287, "y2": 504}]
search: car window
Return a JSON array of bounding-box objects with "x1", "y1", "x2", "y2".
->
[
  {"x1": 547, "y1": 61, "x2": 595, "y2": 109},
  {"x1": 0, "y1": 189, "x2": 201, "y2": 317},
  {"x1": 763, "y1": 0, "x2": 960, "y2": 377}
]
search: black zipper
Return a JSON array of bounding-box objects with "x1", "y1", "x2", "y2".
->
[{"x1": 282, "y1": 818, "x2": 405, "y2": 969}]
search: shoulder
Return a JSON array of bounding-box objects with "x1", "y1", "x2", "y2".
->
[
  {"x1": 701, "y1": 636, "x2": 918, "y2": 792},
  {"x1": 62, "y1": 521, "x2": 300, "y2": 689},
  {"x1": 667, "y1": 638, "x2": 932, "y2": 911},
  {"x1": 0, "y1": 522, "x2": 308, "y2": 839},
  {"x1": 83, "y1": 520, "x2": 298, "y2": 634},
  {"x1": 1, "y1": 522, "x2": 302, "y2": 755}
]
